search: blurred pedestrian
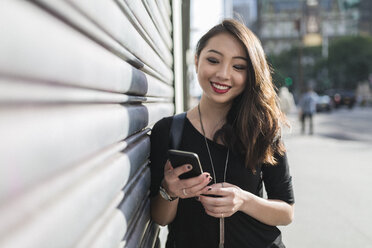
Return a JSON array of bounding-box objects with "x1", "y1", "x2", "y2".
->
[
  {"x1": 299, "y1": 87, "x2": 318, "y2": 135},
  {"x1": 150, "y1": 19, "x2": 294, "y2": 248},
  {"x1": 279, "y1": 86, "x2": 295, "y2": 115}
]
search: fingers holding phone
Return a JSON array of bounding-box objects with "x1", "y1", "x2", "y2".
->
[
  {"x1": 162, "y1": 162, "x2": 211, "y2": 199},
  {"x1": 178, "y1": 172, "x2": 213, "y2": 198},
  {"x1": 162, "y1": 150, "x2": 212, "y2": 199},
  {"x1": 168, "y1": 149, "x2": 203, "y2": 179},
  {"x1": 163, "y1": 160, "x2": 199, "y2": 184}
]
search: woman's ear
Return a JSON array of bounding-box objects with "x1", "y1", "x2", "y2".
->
[{"x1": 194, "y1": 55, "x2": 198, "y2": 73}]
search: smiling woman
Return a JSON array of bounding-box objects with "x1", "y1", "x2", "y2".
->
[
  {"x1": 150, "y1": 19, "x2": 294, "y2": 248},
  {"x1": 195, "y1": 32, "x2": 247, "y2": 105}
]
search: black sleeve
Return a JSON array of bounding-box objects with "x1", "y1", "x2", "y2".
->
[
  {"x1": 149, "y1": 117, "x2": 173, "y2": 197},
  {"x1": 262, "y1": 152, "x2": 295, "y2": 204}
]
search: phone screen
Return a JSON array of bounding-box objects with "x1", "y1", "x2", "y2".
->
[{"x1": 168, "y1": 149, "x2": 203, "y2": 179}]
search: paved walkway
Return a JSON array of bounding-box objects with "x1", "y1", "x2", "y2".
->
[{"x1": 280, "y1": 109, "x2": 372, "y2": 247}]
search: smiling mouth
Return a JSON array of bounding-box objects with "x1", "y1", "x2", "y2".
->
[{"x1": 211, "y1": 82, "x2": 231, "y2": 93}]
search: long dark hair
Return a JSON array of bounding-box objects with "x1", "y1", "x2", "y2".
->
[{"x1": 196, "y1": 19, "x2": 287, "y2": 171}]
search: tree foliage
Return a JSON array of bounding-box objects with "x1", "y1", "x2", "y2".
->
[
  {"x1": 328, "y1": 36, "x2": 372, "y2": 89},
  {"x1": 268, "y1": 35, "x2": 372, "y2": 94}
]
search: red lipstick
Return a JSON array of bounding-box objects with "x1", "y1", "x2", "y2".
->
[{"x1": 210, "y1": 82, "x2": 231, "y2": 94}]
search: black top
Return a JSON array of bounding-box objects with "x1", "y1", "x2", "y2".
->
[{"x1": 149, "y1": 116, "x2": 295, "y2": 248}]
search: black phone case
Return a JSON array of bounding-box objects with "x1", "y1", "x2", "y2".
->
[{"x1": 168, "y1": 149, "x2": 203, "y2": 179}]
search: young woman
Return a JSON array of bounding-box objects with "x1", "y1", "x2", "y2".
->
[{"x1": 149, "y1": 19, "x2": 294, "y2": 248}]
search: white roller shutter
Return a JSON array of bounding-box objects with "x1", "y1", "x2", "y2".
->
[{"x1": 0, "y1": 0, "x2": 178, "y2": 247}]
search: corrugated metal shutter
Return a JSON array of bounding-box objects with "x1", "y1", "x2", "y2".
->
[{"x1": 0, "y1": 0, "x2": 177, "y2": 247}]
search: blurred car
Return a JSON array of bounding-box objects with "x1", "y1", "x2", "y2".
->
[
  {"x1": 325, "y1": 89, "x2": 356, "y2": 109},
  {"x1": 316, "y1": 95, "x2": 332, "y2": 112}
]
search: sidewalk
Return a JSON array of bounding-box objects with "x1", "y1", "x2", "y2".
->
[{"x1": 279, "y1": 110, "x2": 372, "y2": 247}]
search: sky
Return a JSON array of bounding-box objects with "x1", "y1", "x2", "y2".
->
[{"x1": 190, "y1": 0, "x2": 225, "y2": 48}]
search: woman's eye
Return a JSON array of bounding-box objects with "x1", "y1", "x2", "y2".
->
[
  {"x1": 234, "y1": 65, "x2": 246, "y2": 70},
  {"x1": 207, "y1": 58, "x2": 218, "y2": 64}
]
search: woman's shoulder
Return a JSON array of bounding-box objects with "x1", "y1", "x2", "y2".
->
[
  {"x1": 259, "y1": 151, "x2": 290, "y2": 179},
  {"x1": 261, "y1": 151, "x2": 288, "y2": 167},
  {"x1": 151, "y1": 116, "x2": 174, "y2": 136},
  {"x1": 152, "y1": 111, "x2": 190, "y2": 132}
]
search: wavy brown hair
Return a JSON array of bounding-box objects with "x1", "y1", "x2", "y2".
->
[{"x1": 195, "y1": 19, "x2": 287, "y2": 171}]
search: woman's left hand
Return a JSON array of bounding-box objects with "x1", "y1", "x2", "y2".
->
[{"x1": 199, "y1": 182, "x2": 249, "y2": 218}]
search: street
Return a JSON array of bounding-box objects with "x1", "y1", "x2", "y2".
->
[{"x1": 280, "y1": 107, "x2": 372, "y2": 247}]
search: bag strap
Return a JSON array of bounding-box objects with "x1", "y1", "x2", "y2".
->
[{"x1": 169, "y1": 112, "x2": 187, "y2": 149}]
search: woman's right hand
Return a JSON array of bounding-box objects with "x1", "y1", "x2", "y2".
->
[{"x1": 162, "y1": 160, "x2": 212, "y2": 199}]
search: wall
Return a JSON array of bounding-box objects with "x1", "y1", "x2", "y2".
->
[{"x1": 0, "y1": 0, "x2": 177, "y2": 247}]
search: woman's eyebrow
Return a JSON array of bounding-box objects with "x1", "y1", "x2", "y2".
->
[
  {"x1": 207, "y1": 49, "x2": 247, "y2": 61},
  {"x1": 207, "y1": 49, "x2": 223, "y2": 56},
  {"x1": 234, "y1": 56, "x2": 248, "y2": 61}
]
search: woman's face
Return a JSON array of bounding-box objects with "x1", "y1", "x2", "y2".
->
[{"x1": 195, "y1": 32, "x2": 248, "y2": 106}]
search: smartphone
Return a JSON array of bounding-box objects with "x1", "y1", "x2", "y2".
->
[{"x1": 168, "y1": 149, "x2": 203, "y2": 179}]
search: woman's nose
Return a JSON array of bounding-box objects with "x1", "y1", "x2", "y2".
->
[{"x1": 215, "y1": 63, "x2": 231, "y2": 80}]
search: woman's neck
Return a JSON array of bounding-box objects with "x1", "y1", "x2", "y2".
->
[
  {"x1": 186, "y1": 95, "x2": 231, "y2": 140},
  {"x1": 198, "y1": 95, "x2": 231, "y2": 123}
]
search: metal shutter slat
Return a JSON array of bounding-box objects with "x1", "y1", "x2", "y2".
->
[
  {"x1": 62, "y1": 0, "x2": 173, "y2": 82},
  {"x1": 119, "y1": 0, "x2": 173, "y2": 67},
  {"x1": 75, "y1": 192, "x2": 125, "y2": 248},
  {"x1": 147, "y1": 74, "x2": 174, "y2": 97},
  {"x1": 0, "y1": 77, "x2": 173, "y2": 103},
  {"x1": 0, "y1": 151, "x2": 130, "y2": 248},
  {"x1": 143, "y1": 0, "x2": 173, "y2": 49},
  {"x1": 0, "y1": 0, "x2": 177, "y2": 246},
  {"x1": 0, "y1": 104, "x2": 148, "y2": 203},
  {"x1": 85, "y1": 208, "x2": 126, "y2": 248},
  {"x1": 140, "y1": 221, "x2": 160, "y2": 248},
  {"x1": 0, "y1": 2, "x2": 152, "y2": 94},
  {"x1": 119, "y1": 167, "x2": 151, "y2": 229},
  {"x1": 0, "y1": 134, "x2": 150, "y2": 238},
  {"x1": 156, "y1": 0, "x2": 173, "y2": 32},
  {"x1": 34, "y1": 0, "x2": 167, "y2": 81},
  {"x1": 145, "y1": 102, "x2": 175, "y2": 125},
  {"x1": 0, "y1": 79, "x2": 138, "y2": 103},
  {"x1": 123, "y1": 200, "x2": 151, "y2": 248}
]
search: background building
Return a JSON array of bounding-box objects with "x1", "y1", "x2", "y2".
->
[
  {"x1": 232, "y1": 0, "x2": 258, "y2": 32},
  {"x1": 358, "y1": 0, "x2": 372, "y2": 35},
  {"x1": 258, "y1": 0, "x2": 359, "y2": 55}
]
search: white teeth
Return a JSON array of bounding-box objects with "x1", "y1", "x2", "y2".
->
[{"x1": 212, "y1": 83, "x2": 229, "y2": 90}]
